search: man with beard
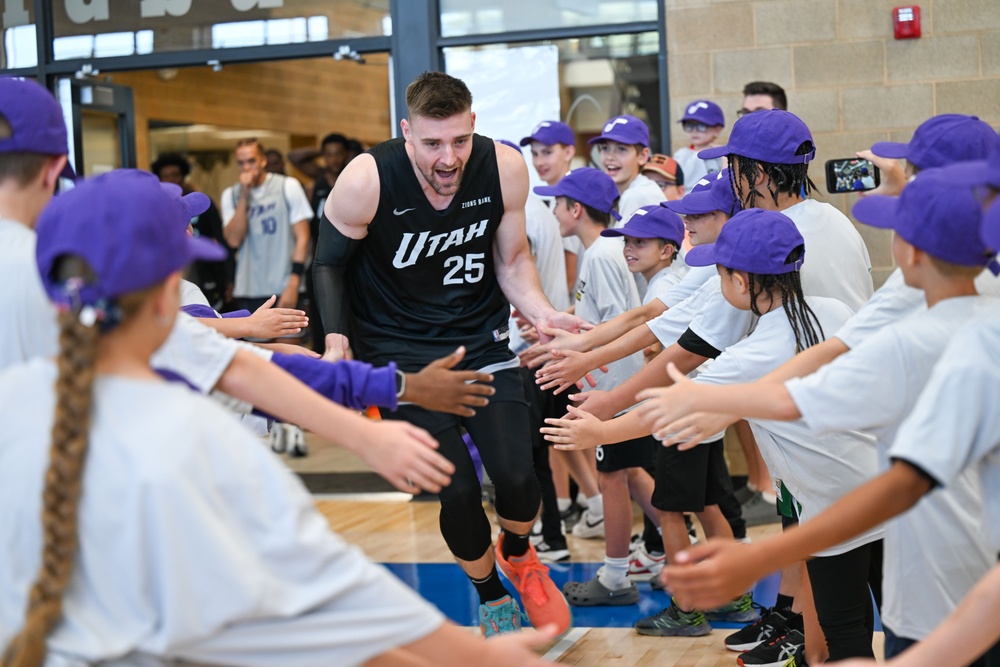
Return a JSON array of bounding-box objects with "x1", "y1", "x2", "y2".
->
[{"x1": 313, "y1": 71, "x2": 581, "y2": 637}]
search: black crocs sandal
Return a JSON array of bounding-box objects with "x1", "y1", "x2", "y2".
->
[{"x1": 562, "y1": 576, "x2": 639, "y2": 606}]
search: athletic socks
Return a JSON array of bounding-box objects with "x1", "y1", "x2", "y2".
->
[
  {"x1": 470, "y1": 567, "x2": 510, "y2": 604},
  {"x1": 587, "y1": 493, "x2": 604, "y2": 519},
  {"x1": 557, "y1": 497, "x2": 572, "y2": 513},
  {"x1": 500, "y1": 530, "x2": 530, "y2": 559},
  {"x1": 775, "y1": 593, "x2": 795, "y2": 614},
  {"x1": 598, "y1": 556, "x2": 631, "y2": 591}
]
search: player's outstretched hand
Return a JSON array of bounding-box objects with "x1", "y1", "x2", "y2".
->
[
  {"x1": 567, "y1": 388, "x2": 615, "y2": 421},
  {"x1": 541, "y1": 405, "x2": 604, "y2": 450},
  {"x1": 535, "y1": 349, "x2": 605, "y2": 394},
  {"x1": 248, "y1": 295, "x2": 309, "y2": 338},
  {"x1": 660, "y1": 538, "x2": 764, "y2": 611},
  {"x1": 855, "y1": 149, "x2": 906, "y2": 198},
  {"x1": 323, "y1": 333, "x2": 352, "y2": 362},
  {"x1": 654, "y1": 411, "x2": 741, "y2": 450},
  {"x1": 358, "y1": 420, "x2": 454, "y2": 494},
  {"x1": 403, "y1": 346, "x2": 495, "y2": 417},
  {"x1": 536, "y1": 311, "x2": 592, "y2": 344}
]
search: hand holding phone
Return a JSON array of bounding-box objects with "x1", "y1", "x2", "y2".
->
[{"x1": 825, "y1": 158, "x2": 881, "y2": 194}]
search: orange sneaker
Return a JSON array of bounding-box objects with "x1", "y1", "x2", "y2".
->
[{"x1": 494, "y1": 533, "x2": 572, "y2": 636}]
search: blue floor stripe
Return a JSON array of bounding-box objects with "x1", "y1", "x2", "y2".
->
[{"x1": 384, "y1": 561, "x2": 782, "y2": 629}]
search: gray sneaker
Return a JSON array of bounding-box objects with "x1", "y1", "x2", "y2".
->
[{"x1": 741, "y1": 492, "x2": 781, "y2": 527}]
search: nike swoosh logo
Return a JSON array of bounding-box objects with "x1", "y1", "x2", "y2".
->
[{"x1": 393, "y1": 207, "x2": 416, "y2": 216}]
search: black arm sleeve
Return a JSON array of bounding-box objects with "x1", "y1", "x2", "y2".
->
[
  {"x1": 677, "y1": 327, "x2": 723, "y2": 359},
  {"x1": 312, "y1": 215, "x2": 362, "y2": 336}
]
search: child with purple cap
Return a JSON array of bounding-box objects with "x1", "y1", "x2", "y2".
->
[
  {"x1": 631, "y1": 208, "x2": 881, "y2": 658},
  {"x1": 647, "y1": 167, "x2": 1000, "y2": 665},
  {"x1": 589, "y1": 114, "x2": 665, "y2": 223},
  {"x1": 0, "y1": 169, "x2": 559, "y2": 667},
  {"x1": 673, "y1": 99, "x2": 726, "y2": 187},
  {"x1": 534, "y1": 167, "x2": 655, "y2": 604}
]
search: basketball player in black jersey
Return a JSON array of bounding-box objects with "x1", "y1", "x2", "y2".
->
[{"x1": 313, "y1": 72, "x2": 582, "y2": 636}]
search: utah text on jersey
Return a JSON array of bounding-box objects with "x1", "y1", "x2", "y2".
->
[{"x1": 392, "y1": 219, "x2": 489, "y2": 269}]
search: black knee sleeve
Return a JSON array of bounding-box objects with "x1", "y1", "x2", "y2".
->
[{"x1": 439, "y1": 476, "x2": 494, "y2": 561}]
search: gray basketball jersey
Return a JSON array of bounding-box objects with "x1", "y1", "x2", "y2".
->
[{"x1": 229, "y1": 174, "x2": 294, "y2": 298}]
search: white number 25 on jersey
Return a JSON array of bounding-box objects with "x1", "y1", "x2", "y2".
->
[{"x1": 443, "y1": 252, "x2": 485, "y2": 285}]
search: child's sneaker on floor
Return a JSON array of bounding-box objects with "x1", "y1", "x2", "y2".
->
[
  {"x1": 634, "y1": 602, "x2": 712, "y2": 637},
  {"x1": 479, "y1": 594, "x2": 524, "y2": 637},
  {"x1": 570, "y1": 508, "x2": 604, "y2": 539},
  {"x1": 534, "y1": 540, "x2": 570, "y2": 563},
  {"x1": 725, "y1": 607, "x2": 800, "y2": 652},
  {"x1": 495, "y1": 534, "x2": 572, "y2": 635},
  {"x1": 628, "y1": 544, "x2": 666, "y2": 582},
  {"x1": 705, "y1": 591, "x2": 758, "y2": 623},
  {"x1": 737, "y1": 628, "x2": 805, "y2": 667}
]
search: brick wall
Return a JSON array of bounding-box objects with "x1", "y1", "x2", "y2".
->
[{"x1": 666, "y1": 0, "x2": 1000, "y2": 286}]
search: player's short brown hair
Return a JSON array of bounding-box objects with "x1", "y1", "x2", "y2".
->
[{"x1": 406, "y1": 72, "x2": 472, "y2": 120}]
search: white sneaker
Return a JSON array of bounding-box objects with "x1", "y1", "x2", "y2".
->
[
  {"x1": 286, "y1": 424, "x2": 308, "y2": 457},
  {"x1": 571, "y1": 509, "x2": 605, "y2": 539},
  {"x1": 628, "y1": 544, "x2": 666, "y2": 581},
  {"x1": 529, "y1": 518, "x2": 544, "y2": 546},
  {"x1": 268, "y1": 423, "x2": 287, "y2": 453}
]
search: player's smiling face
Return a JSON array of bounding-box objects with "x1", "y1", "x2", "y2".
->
[
  {"x1": 596, "y1": 141, "x2": 648, "y2": 191},
  {"x1": 403, "y1": 111, "x2": 475, "y2": 198},
  {"x1": 622, "y1": 236, "x2": 666, "y2": 275}
]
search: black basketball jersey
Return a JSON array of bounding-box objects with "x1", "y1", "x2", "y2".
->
[{"x1": 347, "y1": 135, "x2": 512, "y2": 371}]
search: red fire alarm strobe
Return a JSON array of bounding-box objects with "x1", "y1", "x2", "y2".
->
[{"x1": 893, "y1": 6, "x2": 921, "y2": 39}]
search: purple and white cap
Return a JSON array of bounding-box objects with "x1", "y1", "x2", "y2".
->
[
  {"x1": 852, "y1": 166, "x2": 994, "y2": 269},
  {"x1": 0, "y1": 77, "x2": 77, "y2": 180},
  {"x1": 686, "y1": 209, "x2": 804, "y2": 275},
  {"x1": 699, "y1": 110, "x2": 815, "y2": 165},
  {"x1": 664, "y1": 168, "x2": 739, "y2": 217},
  {"x1": 680, "y1": 100, "x2": 725, "y2": 128},
  {"x1": 601, "y1": 205, "x2": 685, "y2": 247},
  {"x1": 520, "y1": 121, "x2": 575, "y2": 147},
  {"x1": 534, "y1": 167, "x2": 621, "y2": 221},
  {"x1": 36, "y1": 169, "x2": 227, "y2": 312},
  {"x1": 871, "y1": 114, "x2": 1000, "y2": 170},
  {"x1": 588, "y1": 115, "x2": 650, "y2": 148}
]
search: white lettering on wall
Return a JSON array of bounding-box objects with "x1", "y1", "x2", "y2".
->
[
  {"x1": 64, "y1": 0, "x2": 110, "y2": 24},
  {"x1": 140, "y1": 0, "x2": 193, "y2": 18},
  {"x1": 230, "y1": 0, "x2": 284, "y2": 10},
  {"x1": 2, "y1": 0, "x2": 30, "y2": 27}
]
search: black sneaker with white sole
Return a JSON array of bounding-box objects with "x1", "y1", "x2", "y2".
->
[
  {"x1": 737, "y1": 628, "x2": 805, "y2": 667},
  {"x1": 725, "y1": 606, "x2": 800, "y2": 651}
]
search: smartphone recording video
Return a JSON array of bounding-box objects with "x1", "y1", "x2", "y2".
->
[{"x1": 825, "y1": 158, "x2": 880, "y2": 194}]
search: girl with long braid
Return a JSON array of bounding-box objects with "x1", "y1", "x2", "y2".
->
[
  {"x1": 0, "y1": 170, "x2": 556, "y2": 667},
  {"x1": 635, "y1": 208, "x2": 885, "y2": 663}
]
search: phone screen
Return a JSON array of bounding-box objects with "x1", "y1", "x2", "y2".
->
[{"x1": 825, "y1": 158, "x2": 880, "y2": 194}]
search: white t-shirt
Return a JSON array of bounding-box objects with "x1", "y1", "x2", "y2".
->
[
  {"x1": 786, "y1": 296, "x2": 996, "y2": 639},
  {"x1": 509, "y1": 197, "x2": 569, "y2": 353},
  {"x1": 643, "y1": 265, "x2": 683, "y2": 307},
  {"x1": 616, "y1": 173, "x2": 666, "y2": 227},
  {"x1": 695, "y1": 298, "x2": 883, "y2": 557},
  {"x1": 889, "y1": 306, "x2": 1000, "y2": 554},
  {"x1": 673, "y1": 146, "x2": 723, "y2": 190},
  {"x1": 659, "y1": 264, "x2": 716, "y2": 309},
  {"x1": 781, "y1": 199, "x2": 874, "y2": 312},
  {"x1": 574, "y1": 236, "x2": 643, "y2": 392},
  {"x1": 0, "y1": 359, "x2": 443, "y2": 667},
  {"x1": 180, "y1": 279, "x2": 213, "y2": 309},
  {"x1": 835, "y1": 267, "x2": 1000, "y2": 350},
  {"x1": 0, "y1": 218, "x2": 58, "y2": 372}
]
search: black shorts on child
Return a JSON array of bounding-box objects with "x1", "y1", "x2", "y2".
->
[
  {"x1": 596, "y1": 434, "x2": 656, "y2": 473},
  {"x1": 651, "y1": 437, "x2": 731, "y2": 513}
]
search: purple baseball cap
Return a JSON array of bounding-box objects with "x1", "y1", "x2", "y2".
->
[
  {"x1": 588, "y1": 115, "x2": 650, "y2": 147},
  {"x1": 601, "y1": 205, "x2": 684, "y2": 247},
  {"x1": 520, "y1": 120, "x2": 575, "y2": 147},
  {"x1": 699, "y1": 110, "x2": 815, "y2": 165},
  {"x1": 927, "y1": 143, "x2": 1000, "y2": 191},
  {"x1": 680, "y1": 100, "x2": 725, "y2": 128},
  {"x1": 686, "y1": 209, "x2": 804, "y2": 274},
  {"x1": 871, "y1": 115, "x2": 999, "y2": 170},
  {"x1": 852, "y1": 167, "x2": 992, "y2": 268},
  {"x1": 36, "y1": 169, "x2": 227, "y2": 310},
  {"x1": 534, "y1": 167, "x2": 622, "y2": 221},
  {"x1": 158, "y1": 181, "x2": 211, "y2": 227},
  {"x1": 0, "y1": 77, "x2": 76, "y2": 180},
  {"x1": 665, "y1": 168, "x2": 739, "y2": 217},
  {"x1": 983, "y1": 198, "x2": 1000, "y2": 253}
]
